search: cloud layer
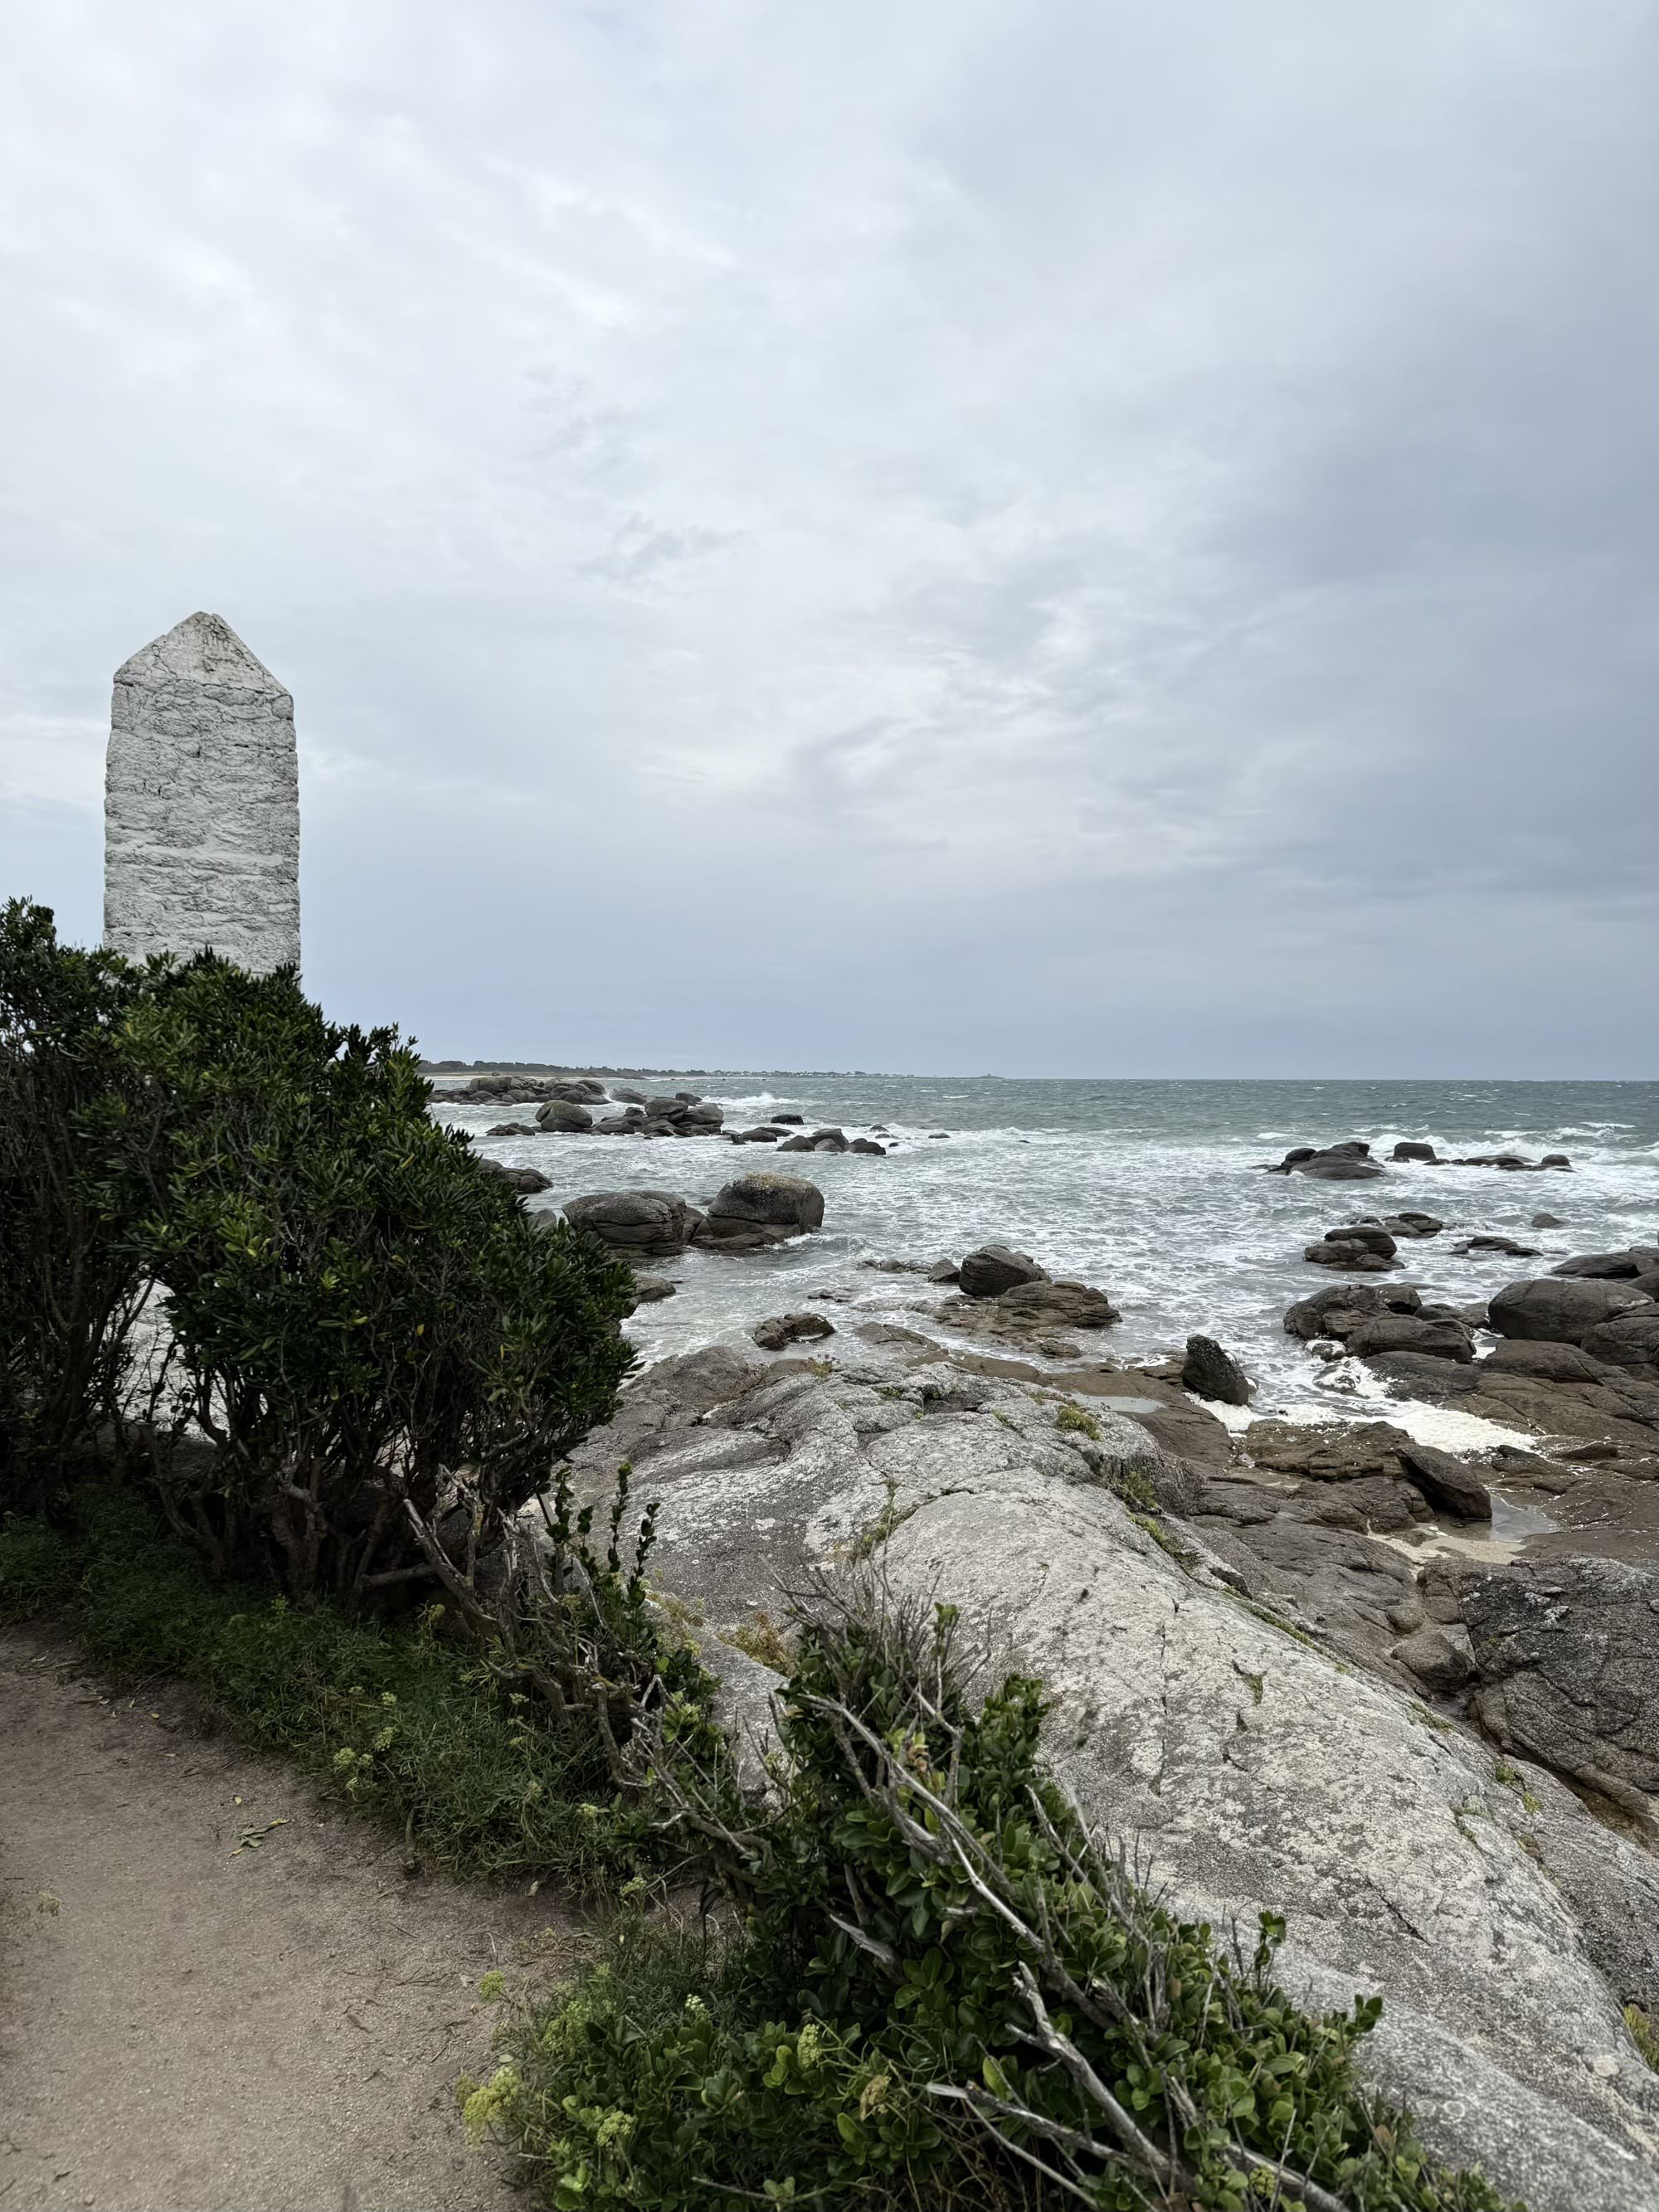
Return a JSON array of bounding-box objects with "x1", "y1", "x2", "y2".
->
[{"x1": 1, "y1": 0, "x2": 1652, "y2": 1072}]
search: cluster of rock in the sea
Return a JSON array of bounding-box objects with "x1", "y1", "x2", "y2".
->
[
  {"x1": 453, "y1": 1073, "x2": 894, "y2": 1154},
  {"x1": 1262, "y1": 1137, "x2": 1574, "y2": 1179}
]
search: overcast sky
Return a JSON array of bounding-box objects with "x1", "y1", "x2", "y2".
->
[{"x1": 1, "y1": 2, "x2": 1652, "y2": 1075}]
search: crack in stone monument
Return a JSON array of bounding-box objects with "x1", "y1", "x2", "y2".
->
[{"x1": 104, "y1": 610, "x2": 300, "y2": 974}]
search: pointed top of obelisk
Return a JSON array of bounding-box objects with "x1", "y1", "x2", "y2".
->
[{"x1": 114, "y1": 610, "x2": 289, "y2": 698}]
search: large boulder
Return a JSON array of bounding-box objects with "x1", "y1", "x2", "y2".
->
[
  {"x1": 550, "y1": 1078, "x2": 610, "y2": 1104},
  {"x1": 1182, "y1": 1334, "x2": 1252, "y2": 1405},
  {"x1": 1283, "y1": 1281, "x2": 1421, "y2": 1339},
  {"x1": 1391, "y1": 1140, "x2": 1439, "y2": 1162},
  {"x1": 562, "y1": 1189, "x2": 703, "y2": 1257},
  {"x1": 565, "y1": 1359, "x2": 1659, "y2": 2206},
  {"x1": 1464, "y1": 1559, "x2": 1659, "y2": 1832},
  {"x1": 1393, "y1": 1440, "x2": 1491, "y2": 1520},
  {"x1": 694, "y1": 1174, "x2": 825, "y2": 1252},
  {"x1": 958, "y1": 1243, "x2": 1050, "y2": 1298},
  {"x1": 535, "y1": 1100, "x2": 595, "y2": 1132},
  {"x1": 1391, "y1": 1625, "x2": 1475, "y2": 1693},
  {"x1": 1488, "y1": 1277, "x2": 1656, "y2": 1347}
]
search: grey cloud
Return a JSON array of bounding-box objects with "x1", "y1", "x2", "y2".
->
[{"x1": 0, "y1": 0, "x2": 1652, "y2": 1072}]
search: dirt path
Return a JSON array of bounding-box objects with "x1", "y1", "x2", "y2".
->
[{"x1": 0, "y1": 1626, "x2": 577, "y2": 2211}]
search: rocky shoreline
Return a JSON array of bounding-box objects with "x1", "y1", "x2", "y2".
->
[{"x1": 482, "y1": 1113, "x2": 1659, "y2": 2205}]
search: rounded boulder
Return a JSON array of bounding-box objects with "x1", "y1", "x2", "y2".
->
[{"x1": 959, "y1": 1243, "x2": 1050, "y2": 1299}]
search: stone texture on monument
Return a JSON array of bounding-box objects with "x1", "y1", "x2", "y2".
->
[{"x1": 104, "y1": 611, "x2": 300, "y2": 973}]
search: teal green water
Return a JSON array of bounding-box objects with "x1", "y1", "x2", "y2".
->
[{"x1": 437, "y1": 1077, "x2": 1658, "y2": 1404}]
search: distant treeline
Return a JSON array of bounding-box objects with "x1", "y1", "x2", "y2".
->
[{"x1": 418, "y1": 1059, "x2": 874, "y2": 1077}]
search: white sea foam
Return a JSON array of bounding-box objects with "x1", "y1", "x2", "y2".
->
[{"x1": 432, "y1": 1076, "x2": 1659, "y2": 1409}]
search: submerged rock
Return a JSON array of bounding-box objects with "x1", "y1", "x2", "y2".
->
[
  {"x1": 535, "y1": 1100, "x2": 595, "y2": 1132},
  {"x1": 751, "y1": 1311, "x2": 835, "y2": 1352}
]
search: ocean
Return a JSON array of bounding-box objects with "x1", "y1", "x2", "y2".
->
[{"x1": 434, "y1": 1077, "x2": 1659, "y2": 1421}]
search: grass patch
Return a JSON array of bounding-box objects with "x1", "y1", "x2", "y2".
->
[
  {"x1": 1054, "y1": 1401, "x2": 1102, "y2": 1441},
  {"x1": 1627, "y1": 2003, "x2": 1659, "y2": 2073},
  {"x1": 0, "y1": 1487, "x2": 643, "y2": 1889}
]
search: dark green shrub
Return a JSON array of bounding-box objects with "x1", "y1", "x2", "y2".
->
[
  {"x1": 475, "y1": 1596, "x2": 1515, "y2": 2211},
  {"x1": 50, "y1": 940, "x2": 637, "y2": 1594},
  {"x1": 0, "y1": 900, "x2": 153, "y2": 1504}
]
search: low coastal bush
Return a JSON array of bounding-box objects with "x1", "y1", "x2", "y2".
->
[
  {"x1": 0, "y1": 902, "x2": 635, "y2": 1597},
  {"x1": 471, "y1": 1595, "x2": 1515, "y2": 2212}
]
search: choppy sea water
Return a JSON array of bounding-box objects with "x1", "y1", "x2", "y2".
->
[{"x1": 434, "y1": 1077, "x2": 1659, "y2": 1423}]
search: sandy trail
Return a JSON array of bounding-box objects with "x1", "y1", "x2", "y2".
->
[{"x1": 0, "y1": 1626, "x2": 573, "y2": 2212}]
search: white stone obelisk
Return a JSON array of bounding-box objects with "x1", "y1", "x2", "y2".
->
[{"x1": 104, "y1": 612, "x2": 300, "y2": 973}]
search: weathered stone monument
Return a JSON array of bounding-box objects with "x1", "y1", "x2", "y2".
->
[{"x1": 104, "y1": 611, "x2": 300, "y2": 972}]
